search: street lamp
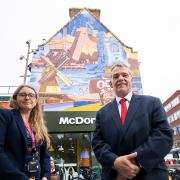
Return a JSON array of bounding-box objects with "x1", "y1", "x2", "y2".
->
[{"x1": 20, "y1": 40, "x2": 37, "y2": 84}]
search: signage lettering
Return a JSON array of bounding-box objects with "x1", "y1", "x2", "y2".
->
[{"x1": 59, "y1": 117, "x2": 96, "y2": 125}]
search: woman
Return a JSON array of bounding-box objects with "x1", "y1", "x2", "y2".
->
[
  {"x1": 0, "y1": 84, "x2": 51, "y2": 180},
  {"x1": 50, "y1": 158, "x2": 60, "y2": 180}
]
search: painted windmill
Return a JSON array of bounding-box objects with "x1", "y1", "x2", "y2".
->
[{"x1": 38, "y1": 53, "x2": 72, "y2": 94}]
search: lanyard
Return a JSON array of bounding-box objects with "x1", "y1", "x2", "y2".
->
[{"x1": 24, "y1": 121, "x2": 36, "y2": 148}]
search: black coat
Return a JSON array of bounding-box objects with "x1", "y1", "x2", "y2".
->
[
  {"x1": 92, "y1": 95, "x2": 173, "y2": 180},
  {"x1": 0, "y1": 108, "x2": 50, "y2": 180}
]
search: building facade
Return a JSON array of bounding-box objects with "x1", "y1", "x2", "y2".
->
[
  {"x1": 163, "y1": 90, "x2": 180, "y2": 154},
  {"x1": 28, "y1": 8, "x2": 143, "y2": 177},
  {"x1": 1, "y1": 8, "x2": 143, "y2": 179}
]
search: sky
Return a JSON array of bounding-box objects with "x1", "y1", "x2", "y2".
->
[{"x1": 0, "y1": 0, "x2": 179, "y2": 101}]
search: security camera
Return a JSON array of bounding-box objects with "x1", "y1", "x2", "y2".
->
[
  {"x1": 19, "y1": 55, "x2": 25, "y2": 60},
  {"x1": 26, "y1": 40, "x2": 31, "y2": 45}
]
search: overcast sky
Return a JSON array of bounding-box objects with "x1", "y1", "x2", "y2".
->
[{"x1": 0, "y1": 0, "x2": 179, "y2": 101}]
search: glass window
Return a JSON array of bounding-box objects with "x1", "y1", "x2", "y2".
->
[
  {"x1": 49, "y1": 133, "x2": 92, "y2": 169},
  {"x1": 168, "y1": 115, "x2": 174, "y2": 123},
  {"x1": 174, "y1": 110, "x2": 180, "y2": 121},
  {"x1": 176, "y1": 126, "x2": 180, "y2": 134},
  {"x1": 164, "y1": 103, "x2": 172, "y2": 112},
  {"x1": 174, "y1": 127, "x2": 177, "y2": 135},
  {"x1": 48, "y1": 132, "x2": 102, "y2": 179},
  {"x1": 171, "y1": 97, "x2": 179, "y2": 108}
]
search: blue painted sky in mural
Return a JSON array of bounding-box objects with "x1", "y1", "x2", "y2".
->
[{"x1": 67, "y1": 10, "x2": 109, "y2": 36}]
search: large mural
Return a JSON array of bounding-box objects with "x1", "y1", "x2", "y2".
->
[{"x1": 29, "y1": 9, "x2": 142, "y2": 111}]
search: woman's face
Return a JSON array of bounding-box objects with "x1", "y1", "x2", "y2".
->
[
  {"x1": 16, "y1": 87, "x2": 37, "y2": 112},
  {"x1": 50, "y1": 160, "x2": 55, "y2": 168}
]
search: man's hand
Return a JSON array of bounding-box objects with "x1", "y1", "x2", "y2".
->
[
  {"x1": 41, "y1": 177, "x2": 47, "y2": 180},
  {"x1": 114, "y1": 152, "x2": 140, "y2": 179},
  {"x1": 116, "y1": 173, "x2": 127, "y2": 180}
]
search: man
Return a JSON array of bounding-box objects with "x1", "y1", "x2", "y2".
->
[{"x1": 92, "y1": 64, "x2": 173, "y2": 180}]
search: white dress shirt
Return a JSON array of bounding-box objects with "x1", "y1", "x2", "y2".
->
[{"x1": 115, "y1": 91, "x2": 133, "y2": 117}]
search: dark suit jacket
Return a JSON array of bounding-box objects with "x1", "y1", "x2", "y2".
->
[
  {"x1": 0, "y1": 108, "x2": 50, "y2": 180},
  {"x1": 92, "y1": 94, "x2": 173, "y2": 180}
]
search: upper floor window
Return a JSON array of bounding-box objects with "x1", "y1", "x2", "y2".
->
[
  {"x1": 174, "y1": 125, "x2": 180, "y2": 135},
  {"x1": 171, "y1": 97, "x2": 179, "y2": 108},
  {"x1": 168, "y1": 115, "x2": 175, "y2": 123},
  {"x1": 164, "y1": 96, "x2": 180, "y2": 112},
  {"x1": 174, "y1": 110, "x2": 180, "y2": 121},
  {"x1": 164, "y1": 103, "x2": 172, "y2": 112}
]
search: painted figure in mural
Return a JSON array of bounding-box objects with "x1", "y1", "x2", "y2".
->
[
  {"x1": 0, "y1": 85, "x2": 51, "y2": 180},
  {"x1": 92, "y1": 63, "x2": 173, "y2": 180}
]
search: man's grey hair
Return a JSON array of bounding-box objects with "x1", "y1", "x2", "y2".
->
[{"x1": 111, "y1": 63, "x2": 132, "y2": 75}]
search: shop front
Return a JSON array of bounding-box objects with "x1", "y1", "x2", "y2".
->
[{"x1": 44, "y1": 111, "x2": 101, "y2": 179}]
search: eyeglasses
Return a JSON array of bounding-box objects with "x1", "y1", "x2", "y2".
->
[{"x1": 17, "y1": 93, "x2": 37, "y2": 99}]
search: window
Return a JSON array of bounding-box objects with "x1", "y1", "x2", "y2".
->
[
  {"x1": 174, "y1": 125, "x2": 180, "y2": 135},
  {"x1": 174, "y1": 127, "x2": 177, "y2": 135},
  {"x1": 48, "y1": 132, "x2": 101, "y2": 179},
  {"x1": 173, "y1": 110, "x2": 180, "y2": 121},
  {"x1": 165, "y1": 97, "x2": 180, "y2": 112},
  {"x1": 164, "y1": 103, "x2": 172, "y2": 112},
  {"x1": 176, "y1": 126, "x2": 180, "y2": 134},
  {"x1": 49, "y1": 133, "x2": 92, "y2": 168},
  {"x1": 171, "y1": 97, "x2": 179, "y2": 108},
  {"x1": 168, "y1": 115, "x2": 175, "y2": 123}
]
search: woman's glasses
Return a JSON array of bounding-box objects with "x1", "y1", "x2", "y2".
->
[{"x1": 17, "y1": 93, "x2": 37, "y2": 99}]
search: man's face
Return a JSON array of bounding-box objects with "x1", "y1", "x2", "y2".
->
[{"x1": 110, "y1": 66, "x2": 132, "y2": 97}]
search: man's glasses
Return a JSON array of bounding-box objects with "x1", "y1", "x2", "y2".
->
[{"x1": 17, "y1": 93, "x2": 37, "y2": 99}]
